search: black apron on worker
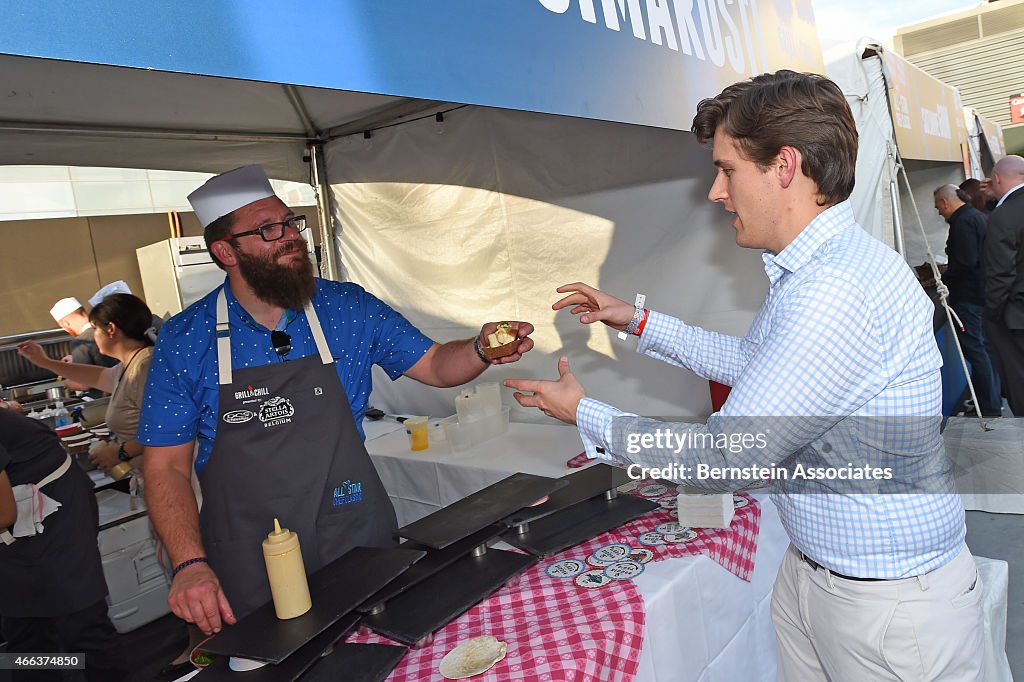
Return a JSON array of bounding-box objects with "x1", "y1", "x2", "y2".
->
[
  {"x1": 0, "y1": 409, "x2": 108, "y2": 618},
  {"x1": 199, "y1": 291, "x2": 397, "y2": 618}
]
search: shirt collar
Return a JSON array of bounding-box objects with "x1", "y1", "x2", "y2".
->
[
  {"x1": 950, "y1": 203, "x2": 972, "y2": 220},
  {"x1": 996, "y1": 182, "x2": 1024, "y2": 208},
  {"x1": 763, "y1": 201, "x2": 854, "y2": 285}
]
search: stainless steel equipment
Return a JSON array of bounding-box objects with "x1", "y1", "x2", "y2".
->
[{"x1": 0, "y1": 330, "x2": 70, "y2": 389}]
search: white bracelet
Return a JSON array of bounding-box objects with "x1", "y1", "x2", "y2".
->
[{"x1": 617, "y1": 293, "x2": 647, "y2": 340}]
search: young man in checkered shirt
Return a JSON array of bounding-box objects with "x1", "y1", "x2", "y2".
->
[{"x1": 507, "y1": 70, "x2": 984, "y2": 681}]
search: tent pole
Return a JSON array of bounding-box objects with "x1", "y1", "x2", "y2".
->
[
  {"x1": 0, "y1": 119, "x2": 305, "y2": 143},
  {"x1": 309, "y1": 143, "x2": 340, "y2": 282},
  {"x1": 888, "y1": 148, "x2": 905, "y2": 256},
  {"x1": 870, "y1": 46, "x2": 906, "y2": 258}
]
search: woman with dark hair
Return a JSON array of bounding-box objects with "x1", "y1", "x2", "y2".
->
[
  {"x1": 18, "y1": 293, "x2": 156, "y2": 475},
  {"x1": 959, "y1": 178, "x2": 995, "y2": 213}
]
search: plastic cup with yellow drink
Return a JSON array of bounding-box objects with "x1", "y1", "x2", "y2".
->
[{"x1": 405, "y1": 416, "x2": 429, "y2": 451}]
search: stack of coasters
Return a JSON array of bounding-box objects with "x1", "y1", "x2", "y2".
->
[
  {"x1": 544, "y1": 543, "x2": 655, "y2": 590},
  {"x1": 675, "y1": 486, "x2": 734, "y2": 529}
]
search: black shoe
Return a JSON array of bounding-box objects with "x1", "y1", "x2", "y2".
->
[{"x1": 155, "y1": 661, "x2": 195, "y2": 681}]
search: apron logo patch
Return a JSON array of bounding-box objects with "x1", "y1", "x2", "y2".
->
[
  {"x1": 258, "y1": 396, "x2": 295, "y2": 428},
  {"x1": 332, "y1": 480, "x2": 363, "y2": 506},
  {"x1": 235, "y1": 384, "x2": 271, "y2": 400},
  {"x1": 314, "y1": 387, "x2": 323, "y2": 396},
  {"x1": 223, "y1": 410, "x2": 255, "y2": 424}
]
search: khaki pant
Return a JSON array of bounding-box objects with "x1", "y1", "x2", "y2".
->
[{"x1": 771, "y1": 544, "x2": 985, "y2": 681}]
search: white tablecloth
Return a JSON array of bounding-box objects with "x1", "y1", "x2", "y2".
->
[
  {"x1": 944, "y1": 416, "x2": 1024, "y2": 514},
  {"x1": 366, "y1": 421, "x2": 789, "y2": 682}
]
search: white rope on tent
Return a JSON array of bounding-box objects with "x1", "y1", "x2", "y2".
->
[{"x1": 892, "y1": 149, "x2": 992, "y2": 432}]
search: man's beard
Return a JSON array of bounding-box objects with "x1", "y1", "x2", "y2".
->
[{"x1": 235, "y1": 240, "x2": 317, "y2": 310}]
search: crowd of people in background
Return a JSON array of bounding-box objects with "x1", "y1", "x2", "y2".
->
[{"x1": 927, "y1": 155, "x2": 1024, "y2": 418}]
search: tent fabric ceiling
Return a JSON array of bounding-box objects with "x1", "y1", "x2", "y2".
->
[{"x1": 0, "y1": 55, "x2": 436, "y2": 181}]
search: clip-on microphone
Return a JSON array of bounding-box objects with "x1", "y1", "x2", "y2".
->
[{"x1": 271, "y1": 330, "x2": 292, "y2": 358}]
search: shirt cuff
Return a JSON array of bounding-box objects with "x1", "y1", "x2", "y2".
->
[
  {"x1": 636, "y1": 310, "x2": 684, "y2": 356},
  {"x1": 576, "y1": 397, "x2": 626, "y2": 461}
]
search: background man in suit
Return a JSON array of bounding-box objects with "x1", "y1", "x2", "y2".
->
[
  {"x1": 982, "y1": 155, "x2": 1024, "y2": 415},
  {"x1": 933, "y1": 184, "x2": 1001, "y2": 416}
]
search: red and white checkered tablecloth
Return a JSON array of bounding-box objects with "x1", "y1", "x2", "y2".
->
[
  {"x1": 618, "y1": 481, "x2": 761, "y2": 582},
  {"x1": 348, "y1": 531, "x2": 646, "y2": 681},
  {"x1": 347, "y1": 485, "x2": 761, "y2": 680}
]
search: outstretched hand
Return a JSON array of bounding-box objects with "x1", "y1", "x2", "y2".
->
[
  {"x1": 552, "y1": 283, "x2": 634, "y2": 330},
  {"x1": 505, "y1": 356, "x2": 584, "y2": 425},
  {"x1": 16, "y1": 340, "x2": 51, "y2": 368}
]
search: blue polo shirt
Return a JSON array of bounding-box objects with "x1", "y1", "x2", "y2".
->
[{"x1": 137, "y1": 278, "x2": 433, "y2": 473}]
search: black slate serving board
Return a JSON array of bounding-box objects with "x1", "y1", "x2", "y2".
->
[
  {"x1": 200, "y1": 546, "x2": 424, "y2": 663},
  {"x1": 395, "y1": 472, "x2": 565, "y2": 550},
  {"x1": 362, "y1": 548, "x2": 538, "y2": 645},
  {"x1": 500, "y1": 493, "x2": 659, "y2": 556}
]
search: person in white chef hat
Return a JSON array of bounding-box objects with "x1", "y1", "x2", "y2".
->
[{"x1": 139, "y1": 164, "x2": 535, "y2": 637}]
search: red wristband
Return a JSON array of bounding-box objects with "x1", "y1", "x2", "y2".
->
[{"x1": 634, "y1": 308, "x2": 649, "y2": 336}]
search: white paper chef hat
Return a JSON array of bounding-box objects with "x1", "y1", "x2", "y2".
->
[
  {"x1": 50, "y1": 297, "x2": 83, "y2": 322},
  {"x1": 88, "y1": 280, "x2": 132, "y2": 308},
  {"x1": 187, "y1": 165, "x2": 276, "y2": 228}
]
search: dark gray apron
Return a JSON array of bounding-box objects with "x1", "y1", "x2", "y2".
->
[{"x1": 198, "y1": 290, "x2": 397, "y2": 618}]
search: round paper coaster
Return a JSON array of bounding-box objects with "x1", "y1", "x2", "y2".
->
[
  {"x1": 658, "y1": 496, "x2": 679, "y2": 509},
  {"x1": 545, "y1": 558, "x2": 587, "y2": 579},
  {"x1": 663, "y1": 529, "x2": 699, "y2": 544},
  {"x1": 628, "y1": 548, "x2": 655, "y2": 563},
  {"x1": 638, "y1": 484, "x2": 668, "y2": 497},
  {"x1": 575, "y1": 569, "x2": 613, "y2": 588},
  {"x1": 637, "y1": 532, "x2": 666, "y2": 546},
  {"x1": 733, "y1": 496, "x2": 749, "y2": 509},
  {"x1": 587, "y1": 543, "x2": 632, "y2": 567},
  {"x1": 604, "y1": 559, "x2": 645, "y2": 580}
]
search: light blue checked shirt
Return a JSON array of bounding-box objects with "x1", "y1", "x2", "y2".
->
[{"x1": 577, "y1": 201, "x2": 965, "y2": 579}]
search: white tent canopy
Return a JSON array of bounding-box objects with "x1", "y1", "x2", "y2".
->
[
  {"x1": 0, "y1": 51, "x2": 769, "y2": 420},
  {"x1": 0, "y1": 0, "x2": 829, "y2": 420},
  {"x1": 327, "y1": 104, "x2": 768, "y2": 420},
  {"x1": 826, "y1": 42, "x2": 972, "y2": 268},
  {"x1": 0, "y1": 53, "x2": 444, "y2": 183}
]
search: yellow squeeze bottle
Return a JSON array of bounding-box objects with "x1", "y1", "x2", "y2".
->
[{"x1": 262, "y1": 518, "x2": 312, "y2": 619}]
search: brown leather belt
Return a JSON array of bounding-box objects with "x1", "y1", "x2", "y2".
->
[{"x1": 798, "y1": 552, "x2": 887, "y2": 582}]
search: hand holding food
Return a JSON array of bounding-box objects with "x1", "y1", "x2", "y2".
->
[
  {"x1": 484, "y1": 322, "x2": 518, "y2": 359},
  {"x1": 478, "y1": 321, "x2": 534, "y2": 364}
]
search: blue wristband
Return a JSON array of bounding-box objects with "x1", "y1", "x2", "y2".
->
[{"x1": 172, "y1": 556, "x2": 209, "y2": 578}]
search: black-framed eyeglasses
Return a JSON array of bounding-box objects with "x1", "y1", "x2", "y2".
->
[{"x1": 217, "y1": 215, "x2": 307, "y2": 244}]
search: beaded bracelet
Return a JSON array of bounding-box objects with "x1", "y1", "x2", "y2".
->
[
  {"x1": 623, "y1": 306, "x2": 645, "y2": 335},
  {"x1": 635, "y1": 308, "x2": 650, "y2": 336},
  {"x1": 172, "y1": 556, "x2": 209, "y2": 578},
  {"x1": 472, "y1": 336, "x2": 492, "y2": 365}
]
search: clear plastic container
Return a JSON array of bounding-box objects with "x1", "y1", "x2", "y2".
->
[
  {"x1": 460, "y1": 407, "x2": 509, "y2": 446},
  {"x1": 474, "y1": 382, "x2": 503, "y2": 415},
  {"x1": 441, "y1": 416, "x2": 472, "y2": 452}
]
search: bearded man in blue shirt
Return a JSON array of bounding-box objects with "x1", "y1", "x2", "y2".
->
[
  {"x1": 139, "y1": 165, "x2": 534, "y2": 634},
  {"x1": 507, "y1": 71, "x2": 984, "y2": 681}
]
